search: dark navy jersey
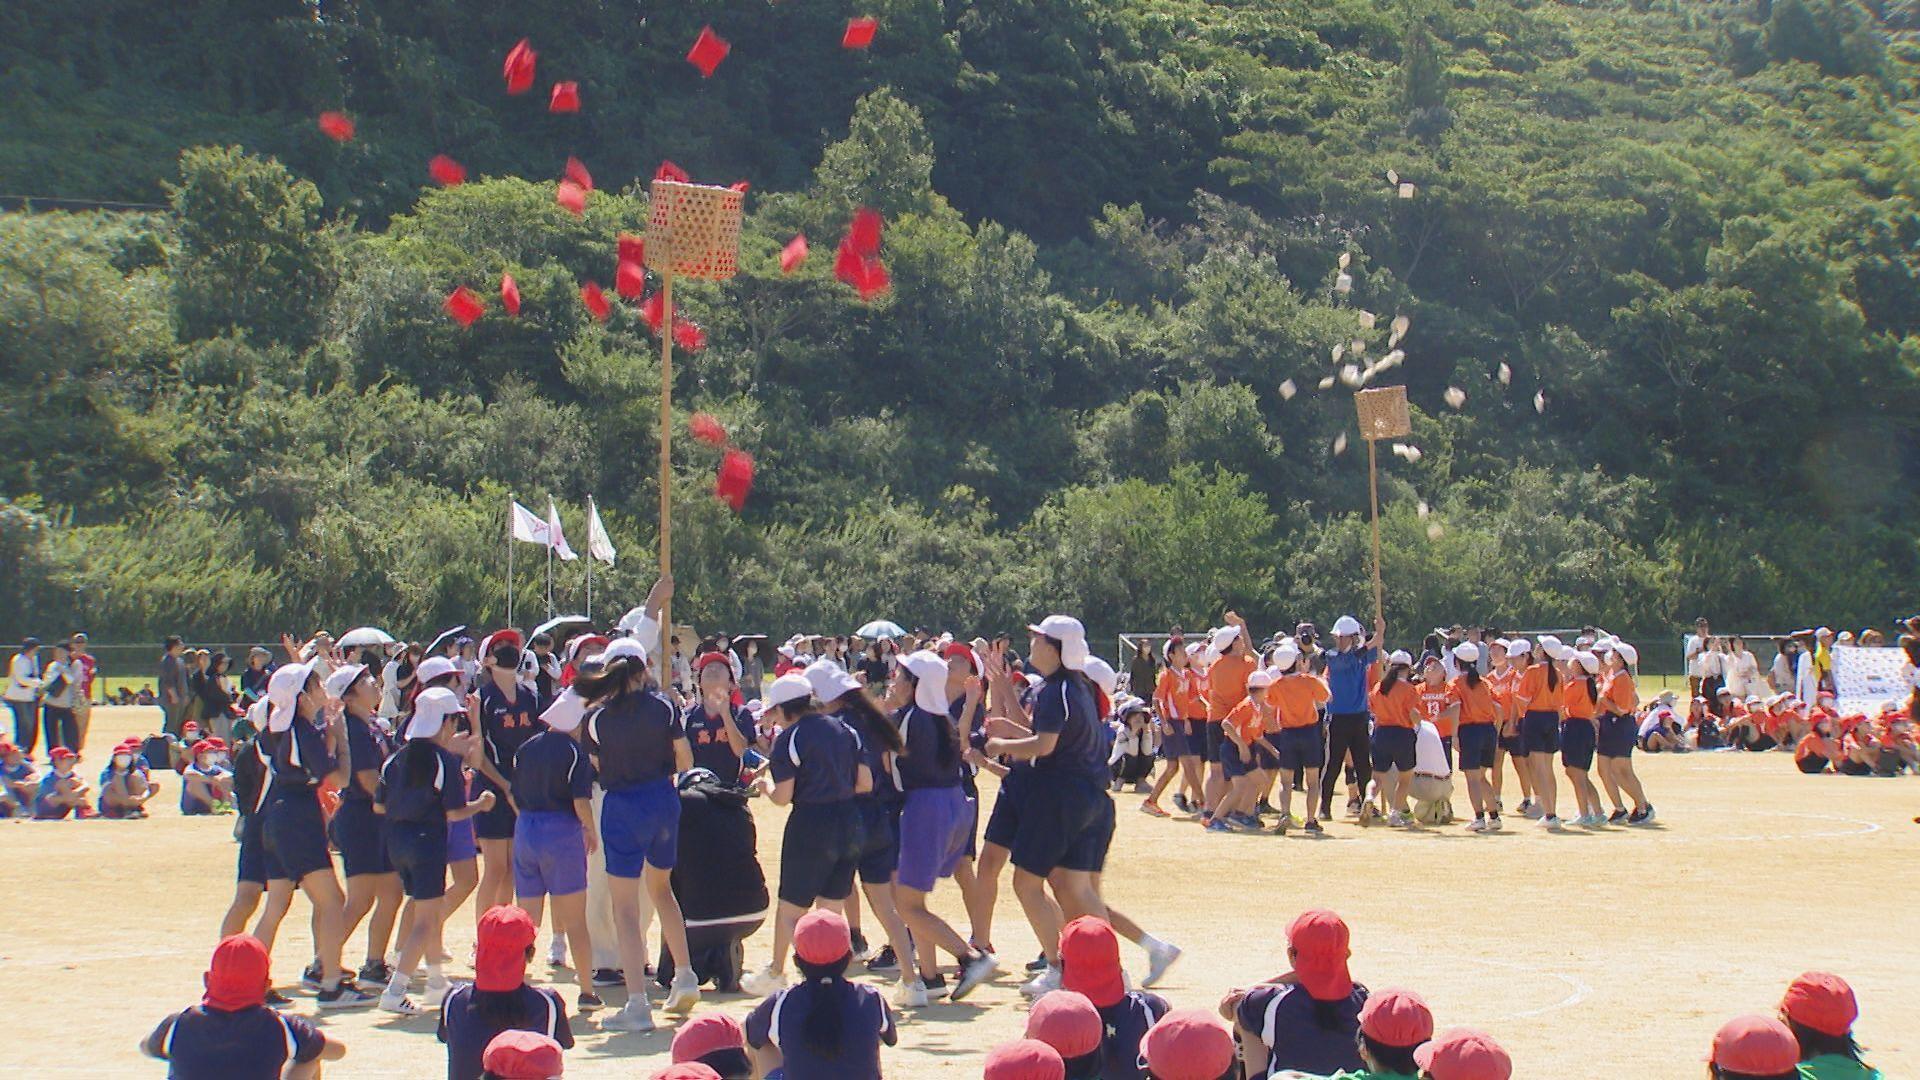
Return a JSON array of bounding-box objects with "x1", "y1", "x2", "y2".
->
[
  {"x1": 437, "y1": 982, "x2": 573, "y2": 1080},
  {"x1": 893, "y1": 705, "x2": 963, "y2": 790},
  {"x1": 267, "y1": 717, "x2": 334, "y2": 797},
  {"x1": 581, "y1": 690, "x2": 684, "y2": 792},
  {"x1": 769, "y1": 712, "x2": 862, "y2": 805},
  {"x1": 1097, "y1": 990, "x2": 1171, "y2": 1080},
  {"x1": 376, "y1": 742, "x2": 468, "y2": 825},
  {"x1": 1031, "y1": 672, "x2": 1108, "y2": 781},
  {"x1": 835, "y1": 706, "x2": 899, "y2": 804},
  {"x1": 340, "y1": 710, "x2": 391, "y2": 802},
  {"x1": 684, "y1": 703, "x2": 757, "y2": 780},
  {"x1": 475, "y1": 680, "x2": 541, "y2": 778},
  {"x1": 1236, "y1": 981, "x2": 1369, "y2": 1077},
  {"x1": 744, "y1": 979, "x2": 895, "y2": 1080},
  {"x1": 510, "y1": 730, "x2": 595, "y2": 813},
  {"x1": 145, "y1": 1004, "x2": 325, "y2": 1080}
]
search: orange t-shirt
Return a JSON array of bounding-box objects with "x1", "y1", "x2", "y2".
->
[
  {"x1": 1560, "y1": 679, "x2": 1598, "y2": 721},
  {"x1": 1206, "y1": 653, "x2": 1255, "y2": 723},
  {"x1": 1516, "y1": 665, "x2": 1560, "y2": 717},
  {"x1": 1795, "y1": 733, "x2": 1837, "y2": 765},
  {"x1": 1156, "y1": 668, "x2": 1204, "y2": 720},
  {"x1": 1600, "y1": 671, "x2": 1637, "y2": 716},
  {"x1": 1451, "y1": 674, "x2": 1500, "y2": 727},
  {"x1": 1266, "y1": 674, "x2": 1330, "y2": 731},
  {"x1": 1415, "y1": 682, "x2": 1461, "y2": 737},
  {"x1": 1370, "y1": 680, "x2": 1419, "y2": 728},
  {"x1": 1221, "y1": 698, "x2": 1264, "y2": 749}
]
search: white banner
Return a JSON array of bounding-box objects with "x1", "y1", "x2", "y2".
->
[
  {"x1": 509, "y1": 500, "x2": 550, "y2": 546},
  {"x1": 1831, "y1": 645, "x2": 1910, "y2": 715},
  {"x1": 547, "y1": 498, "x2": 578, "y2": 561},
  {"x1": 587, "y1": 497, "x2": 616, "y2": 565}
]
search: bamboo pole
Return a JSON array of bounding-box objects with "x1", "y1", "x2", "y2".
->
[
  {"x1": 658, "y1": 273, "x2": 675, "y2": 667},
  {"x1": 1367, "y1": 437, "x2": 1384, "y2": 629}
]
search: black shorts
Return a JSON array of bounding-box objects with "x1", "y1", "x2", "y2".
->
[
  {"x1": 1559, "y1": 720, "x2": 1596, "y2": 771},
  {"x1": 983, "y1": 768, "x2": 1028, "y2": 850},
  {"x1": 1274, "y1": 726, "x2": 1325, "y2": 772},
  {"x1": 1457, "y1": 724, "x2": 1497, "y2": 771},
  {"x1": 329, "y1": 798, "x2": 392, "y2": 877},
  {"x1": 1838, "y1": 759, "x2": 1873, "y2": 776},
  {"x1": 1797, "y1": 755, "x2": 1828, "y2": 774},
  {"x1": 1159, "y1": 720, "x2": 1186, "y2": 759},
  {"x1": 1522, "y1": 711, "x2": 1561, "y2": 755},
  {"x1": 1219, "y1": 740, "x2": 1258, "y2": 779},
  {"x1": 1195, "y1": 722, "x2": 1222, "y2": 763},
  {"x1": 472, "y1": 773, "x2": 518, "y2": 841},
  {"x1": 1370, "y1": 726, "x2": 1416, "y2": 773},
  {"x1": 236, "y1": 812, "x2": 287, "y2": 885},
  {"x1": 779, "y1": 801, "x2": 862, "y2": 906},
  {"x1": 854, "y1": 797, "x2": 901, "y2": 886},
  {"x1": 1010, "y1": 772, "x2": 1108, "y2": 877},
  {"x1": 1500, "y1": 730, "x2": 1529, "y2": 758},
  {"x1": 261, "y1": 790, "x2": 334, "y2": 882},
  {"x1": 387, "y1": 820, "x2": 450, "y2": 900},
  {"x1": 1595, "y1": 714, "x2": 1636, "y2": 760}
]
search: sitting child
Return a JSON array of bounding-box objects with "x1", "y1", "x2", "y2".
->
[
  {"x1": 2, "y1": 740, "x2": 36, "y2": 815},
  {"x1": 100, "y1": 739, "x2": 159, "y2": 819},
  {"x1": 1636, "y1": 699, "x2": 1683, "y2": 753},
  {"x1": 135, "y1": 686, "x2": 158, "y2": 706},
  {"x1": 1687, "y1": 696, "x2": 1723, "y2": 749},
  {"x1": 1876, "y1": 710, "x2": 1917, "y2": 773},
  {"x1": 1836, "y1": 718, "x2": 1881, "y2": 776},
  {"x1": 181, "y1": 739, "x2": 235, "y2": 815},
  {"x1": 1108, "y1": 698, "x2": 1159, "y2": 793},
  {"x1": 1795, "y1": 718, "x2": 1843, "y2": 775},
  {"x1": 34, "y1": 747, "x2": 94, "y2": 819}
]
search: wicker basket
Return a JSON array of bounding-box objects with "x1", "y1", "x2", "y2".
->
[
  {"x1": 1355, "y1": 385, "x2": 1411, "y2": 441},
  {"x1": 645, "y1": 180, "x2": 745, "y2": 281}
]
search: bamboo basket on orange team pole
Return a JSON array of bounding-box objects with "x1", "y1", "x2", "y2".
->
[
  {"x1": 644, "y1": 179, "x2": 744, "y2": 660},
  {"x1": 1354, "y1": 385, "x2": 1411, "y2": 628}
]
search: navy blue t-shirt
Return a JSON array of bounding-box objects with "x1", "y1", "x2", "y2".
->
[
  {"x1": 581, "y1": 690, "x2": 684, "y2": 792},
  {"x1": 437, "y1": 982, "x2": 573, "y2": 1080},
  {"x1": 267, "y1": 718, "x2": 334, "y2": 798},
  {"x1": 744, "y1": 979, "x2": 896, "y2": 1080},
  {"x1": 376, "y1": 742, "x2": 468, "y2": 825},
  {"x1": 834, "y1": 706, "x2": 900, "y2": 805},
  {"x1": 1098, "y1": 990, "x2": 1171, "y2": 1080},
  {"x1": 510, "y1": 731, "x2": 595, "y2": 813},
  {"x1": 145, "y1": 1004, "x2": 325, "y2": 1080},
  {"x1": 769, "y1": 712, "x2": 862, "y2": 805},
  {"x1": 1031, "y1": 672, "x2": 1108, "y2": 781},
  {"x1": 893, "y1": 705, "x2": 962, "y2": 790},
  {"x1": 1235, "y1": 981, "x2": 1368, "y2": 1077},
  {"x1": 476, "y1": 680, "x2": 541, "y2": 782},
  {"x1": 684, "y1": 703, "x2": 757, "y2": 781},
  {"x1": 339, "y1": 710, "x2": 391, "y2": 802}
]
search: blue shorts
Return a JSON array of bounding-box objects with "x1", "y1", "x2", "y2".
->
[
  {"x1": 1457, "y1": 724, "x2": 1498, "y2": 771},
  {"x1": 1274, "y1": 726, "x2": 1326, "y2": 772},
  {"x1": 896, "y1": 786, "x2": 974, "y2": 893},
  {"x1": 448, "y1": 816, "x2": 477, "y2": 863},
  {"x1": 1219, "y1": 739, "x2": 1258, "y2": 779},
  {"x1": 261, "y1": 790, "x2": 334, "y2": 882},
  {"x1": 514, "y1": 810, "x2": 589, "y2": 898},
  {"x1": 1522, "y1": 711, "x2": 1562, "y2": 755},
  {"x1": 983, "y1": 768, "x2": 1028, "y2": 851},
  {"x1": 1560, "y1": 719, "x2": 1596, "y2": 771},
  {"x1": 1370, "y1": 726, "x2": 1417, "y2": 773},
  {"x1": 472, "y1": 773, "x2": 518, "y2": 842},
  {"x1": 329, "y1": 799, "x2": 392, "y2": 878},
  {"x1": 779, "y1": 800, "x2": 862, "y2": 906},
  {"x1": 237, "y1": 813, "x2": 287, "y2": 885},
  {"x1": 1158, "y1": 721, "x2": 1186, "y2": 760},
  {"x1": 1011, "y1": 772, "x2": 1110, "y2": 877},
  {"x1": 1596, "y1": 714, "x2": 1636, "y2": 759},
  {"x1": 387, "y1": 820, "x2": 450, "y2": 901},
  {"x1": 601, "y1": 780, "x2": 681, "y2": 877},
  {"x1": 1500, "y1": 730, "x2": 1529, "y2": 758},
  {"x1": 855, "y1": 797, "x2": 901, "y2": 885}
]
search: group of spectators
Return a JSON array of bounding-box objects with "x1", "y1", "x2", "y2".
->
[{"x1": 3, "y1": 632, "x2": 98, "y2": 756}]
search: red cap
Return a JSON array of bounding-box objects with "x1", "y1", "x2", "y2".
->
[
  {"x1": 780, "y1": 234, "x2": 809, "y2": 274},
  {"x1": 670, "y1": 1014, "x2": 745, "y2": 1063},
  {"x1": 317, "y1": 111, "x2": 355, "y2": 142},
  {"x1": 714, "y1": 449, "x2": 755, "y2": 512},
  {"x1": 549, "y1": 81, "x2": 581, "y2": 114},
  {"x1": 486, "y1": 629, "x2": 525, "y2": 655},
  {"x1": 503, "y1": 39, "x2": 538, "y2": 95},
  {"x1": 616, "y1": 260, "x2": 647, "y2": 300},
  {"x1": 650, "y1": 1067, "x2": 718, "y2": 1080},
  {"x1": 1287, "y1": 909, "x2": 1354, "y2": 999},
  {"x1": 618, "y1": 233, "x2": 646, "y2": 265},
  {"x1": 941, "y1": 642, "x2": 979, "y2": 670},
  {"x1": 50, "y1": 747, "x2": 77, "y2": 761},
  {"x1": 686, "y1": 26, "x2": 731, "y2": 78},
  {"x1": 690, "y1": 413, "x2": 728, "y2": 447},
  {"x1": 1359, "y1": 988, "x2": 1434, "y2": 1047},
  {"x1": 580, "y1": 281, "x2": 611, "y2": 321},
  {"x1": 982, "y1": 1039, "x2": 1064, "y2": 1080},
  {"x1": 446, "y1": 286, "x2": 486, "y2": 327},
  {"x1": 190, "y1": 740, "x2": 213, "y2": 757},
  {"x1": 793, "y1": 908, "x2": 851, "y2": 966},
  {"x1": 556, "y1": 181, "x2": 588, "y2": 217},
  {"x1": 564, "y1": 156, "x2": 593, "y2": 193},
  {"x1": 1709, "y1": 1015, "x2": 1798, "y2": 1075},
  {"x1": 501, "y1": 274, "x2": 522, "y2": 317},
  {"x1": 1139, "y1": 1009, "x2": 1236, "y2": 1080},
  {"x1": 693, "y1": 652, "x2": 734, "y2": 677},
  {"x1": 202, "y1": 934, "x2": 270, "y2": 1011},
  {"x1": 1026, "y1": 991, "x2": 1102, "y2": 1058},
  {"x1": 1415, "y1": 1027, "x2": 1512, "y2": 1080},
  {"x1": 484, "y1": 1030, "x2": 565, "y2": 1079},
  {"x1": 655, "y1": 160, "x2": 691, "y2": 184},
  {"x1": 428, "y1": 154, "x2": 467, "y2": 187},
  {"x1": 1781, "y1": 972, "x2": 1858, "y2": 1037},
  {"x1": 474, "y1": 904, "x2": 537, "y2": 991},
  {"x1": 672, "y1": 317, "x2": 707, "y2": 353},
  {"x1": 1058, "y1": 916, "x2": 1126, "y2": 1007},
  {"x1": 843, "y1": 17, "x2": 879, "y2": 49}
]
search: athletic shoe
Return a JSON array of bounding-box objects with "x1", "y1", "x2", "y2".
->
[
  {"x1": 1172, "y1": 794, "x2": 1192, "y2": 814},
  {"x1": 1466, "y1": 817, "x2": 1488, "y2": 833},
  {"x1": 300, "y1": 963, "x2": 324, "y2": 992},
  {"x1": 664, "y1": 971, "x2": 701, "y2": 1013},
  {"x1": 1485, "y1": 814, "x2": 1502, "y2": 832},
  {"x1": 923, "y1": 973, "x2": 948, "y2": 995},
  {"x1": 1346, "y1": 797, "x2": 1364, "y2": 817},
  {"x1": 1025, "y1": 952, "x2": 1050, "y2": 974},
  {"x1": 1303, "y1": 819, "x2": 1325, "y2": 835},
  {"x1": 1608, "y1": 809, "x2": 1629, "y2": 825},
  {"x1": 1540, "y1": 815, "x2": 1562, "y2": 831},
  {"x1": 1255, "y1": 799, "x2": 1276, "y2": 816},
  {"x1": 850, "y1": 930, "x2": 871, "y2": 960},
  {"x1": 1111, "y1": 777, "x2": 1125, "y2": 793},
  {"x1": 1521, "y1": 802, "x2": 1545, "y2": 820},
  {"x1": 577, "y1": 992, "x2": 604, "y2": 1013},
  {"x1": 1386, "y1": 811, "x2": 1411, "y2": 828},
  {"x1": 894, "y1": 979, "x2": 930, "y2": 1008},
  {"x1": 1629, "y1": 806, "x2": 1655, "y2": 825},
  {"x1": 1131, "y1": 780, "x2": 1151, "y2": 794},
  {"x1": 866, "y1": 945, "x2": 900, "y2": 974},
  {"x1": 1516, "y1": 799, "x2": 1534, "y2": 817},
  {"x1": 1139, "y1": 801, "x2": 1170, "y2": 818},
  {"x1": 377, "y1": 991, "x2": 423, "y2": 1015},
  {"x1": 548, "y1": 934, "x2": 568, "y2": 967},
  {"x1": 591, "y1": 968, "x2": 625, "y2": 988},
  {"x1": 1143, "y1": 941, "x2": 1182, "y2": 988},
  {"x1": 952, "y1": 952, "x2": 1002, "y2": 1002},
  {"x1": 742, "y1": 967, "x2": 787, "y2": 998},
  {"x1": 1272, "y1": 815, "x2": 1290, "y2": 835},
  {"x1": 1019, "y1": 964, "x2": 1060, "y2": 999},
  {"x1": 600, "y1": 1001, "x2": 656, "y2": 1032},
  {"x1": 265, "y1": 989, "x2": 293, "y2": 1009},
  {"x1": 1204, "y1": 819, "x2": 1232, "y2": 833},
  {"x1": 317, "y1": 983, "x2": 377, "y2": 1010}
]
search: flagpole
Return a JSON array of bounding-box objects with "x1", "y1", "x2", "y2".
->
[
  {"x1": 546, "y1": 506, "x2": 555, "y2": 623},
  {"x1": 506, "y1": 496, "x2": 515, "y2": 629},
  {"x1": 585, "y1": 496, "x2": 595, "y2": 623},
  {"x1": 658, "y1": 273, "x2": 674, "y2": 668}
]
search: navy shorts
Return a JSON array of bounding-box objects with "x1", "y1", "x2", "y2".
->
[
  {"x1": 960, "y1": 769, "x2": 980, "y2": 860},
  {"x1": 1158, "y1": 720, "x2": 1186, "y2": 759},
  {"x1": 329, "y1": 798, "x2": 391, "y2": 878},
  {"x1": 1196, "y1": 722, "x2": 1223, "y2": 763},
  {"x1": 1596, "y1": 714, "x2": 1636, "y2": 759},
  {"x1": 1456, "y1": 724, "x2": 1497, "y2": 771},
  {"x1": 1274, "y1": 726, "x2": 1326, "y2": 772},
  {"x1": 1522, "y1": 711, "x2": 1562, "y2": 755},
  {"x1": 601, "y1": 780, "x2": 681, "y2": 877},
  {"x1": 1011, "y1": 773, "x2": 1109, "y2": 877},
  {"x1": 448, "y1": 816, "x2": 478, "y2": 863},
  {"x1": 1370, "y1": 726, "x2": 1417, "y2": 772},
  {"x1": 513, "y1": 810, "x2": 589, "y2": 898},
  {"x1": 855, "y1": 797, "x2": 901, "y2": 885},
  {"x1": 983, "y1": 768, "x2": 1028, "y2": 851},
  {"x1": 896, "y1": 786, "x2": 974, "y2": 893},
  {"x1": 472, "y1": 774, "x2": 518, "y2": 842},
  {"x1": 387, "y1": 820, "x2": 450, "y2": 901},
  {"x1": 779, "y1": 801, "x2": 862, "y2": 906},
  {"x1": 1219, "y1": 741, "x2": 1257, "y2": 779},
  {"x1": 236, "y1": 812, "x2": 288, "y2": 885},
  {"x1": 261, "y1": 790, "x2": 334, "y2": 882},
  {"x1": 1500, "y1": 730, "x2": 1529, "y2": 758},
  {"x1": 1072, "y1": 793, "x2": 1116, "y2": 874},
  {"x1": 1560, "y1": 719, "x2": 1596, "y2": 770},
  {"x1": 1173, "y1": 720, "x2": 1204, "y2": 758}
]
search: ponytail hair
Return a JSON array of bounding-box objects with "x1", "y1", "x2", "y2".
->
[
  {"x1": 1377, "y1": 663, "x2": 1406, "y2": 696},
  {"x1": 795, "y1": 954, "x2": 856, "y2": 1060},
  {"x1": 573, "y1": 655, "x2": 646, "y2": 706},
  {"x1": 1462, "y1": 664, "x2": 1482, "y2": 689},
  {"x1": 898, "y1": 668, "x2": 958, "y2": 770},
  {"x1": 1581, "y1": 673, "x2": 1598, "y2": 705},
  {"x1": 832, "y1": 690, "x2": 904, "y2": 753}
]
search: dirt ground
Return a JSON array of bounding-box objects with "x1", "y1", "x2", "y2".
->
[{"x1": 3, "y1": 704, "x2": 1915, "y2": 1078}]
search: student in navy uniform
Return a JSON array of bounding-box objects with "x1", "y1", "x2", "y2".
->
[
  {"x1": 1223, "y1": 909, "x2": 1369, "y2": 1078},
  {"x1": 407, "y1": 655, "x2": 481, "y2": 966},
  {"x1": 471, "y1": 630, "x2": 541, "y2": 914},
  {"x1": 684, "y1": 652, "x2": 759, "y2": 784},
  {"x1": 1027, "y1": 990, "x2": 1107, "y2": 1079},
  {"x1": 439, "y1": 903, "x2": 575, "y2": 1080},
  {"x1": 218, "y1": 728, "x2": 296, "y2": 1005},
  {"x1": 804, "y1": 659, "x2": 913, "y2": 978},
  {"x1": 1058, "y1": 916, "x2": 1171, "y2": 1080},
  {"x1": 260, "y1": 660, "x2": 373, "y2": 1008},
  {"x1": 575, "y1": 637, "x2": 702, "y2": 1031},
  {"x1": 744, "y1": 909, "x2": 897, "y2": 1080},
  {"x1": 143, "y1": 934, "x2": 346, "y2": 1079},
  {"x1": 323, "y1": 663, "x2": 404, "y2": 989},
  {"x1": 377, "y1": 686, "x2": 496, "y2": 1014},
  {"x1": 671, "y1": 1013, "x2": 754, "y2": 1079},
  {"x1": 1140, "y1": 1010, "x2": 1239, "y2": 1080},
  {"x1": 886, "y1": 650, "x2": 997, "y2": 1007},
  {"x1": 32, "y1": 745, "x2": 89, "y2": 818},
  {"x1": 940, "y1": 642, "x2": 996, "y2": 961},
  {"x1": 480, "y1": 1030, "x2": 567, "y2": 1080},
  {"x1": 742, "y1": 673, "x2": 871, "y2": 995},
  {"x1": 513, "y1": 686, "x2": 601, "y2": 1012}
]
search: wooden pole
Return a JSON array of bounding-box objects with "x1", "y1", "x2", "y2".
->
[
  {"x1": 506, "y1": 499, "x2": 515, "y2": 630},
  {"x1": 658, "y1": 273, "x2": 675, "y2": 669},
  {"x1": 1367, "y1": 437, "x2": 1384, "y2": 629}
]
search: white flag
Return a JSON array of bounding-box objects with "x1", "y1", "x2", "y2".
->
[
  {"x1": 586, "y1": 497, "x2": 616, "y2": 565},
  {"x1": 509, "y1": 500, "x2": 550, "y2": 546},
  {"x1": 547, "y1": 498, "x2": 578, "y2": 561}
]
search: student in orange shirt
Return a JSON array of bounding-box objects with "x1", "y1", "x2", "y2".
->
[
  {"x1": 1511, "y1": 639, "x2": 1563, "y2": 829},
  {"x1": 1142, "y1": 639, "x2": 1204, "y2": 818},
  {"x1": 1449, "y1": 643, "x2": 1503, "y2": 832},
  {"x1": 1486, "y1": 639, "x2": 1533, "y2": 815},
  {"x1": 1594, "y1": 644, "x2": 1654, "y2": 825},
  {"x1": 1208, "y1": 669, "x2": 1278, "y2": 833},
  {"x1": 1414, "y1": 657, "x2": 1461, "y2": 765},
  {"x1": 1559, "y1": 650, "x2": 1606, "y2": 827},
  {"x1": 1264, "y1": 643, "x2": 1329, "y2": 835},
  {"x1": 1202, "y1": 615, "x2": 1258, "y2": 818},
  {"x1": 1368, "y1": 651, "x2": 1419, "y2": 827},
  {"x1": 1795, "y1": 716, "x2": 1842, "y2": 774}
]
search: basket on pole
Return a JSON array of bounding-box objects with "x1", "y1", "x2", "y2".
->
[
  {"x1": 644, "y1": 180, "x2": 744, "y2": 661},
  {"x1": 1355, "y1": 386, "x2": 1411, "y2": 629}
]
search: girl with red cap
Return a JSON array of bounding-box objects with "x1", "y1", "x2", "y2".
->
[
  {"x1": 671, "y1": 1013, "x2": 752, "y2": 1079},
  {"x1": 1306, "y1": 987, "x2": 1435, "y2": 1079},
  {"x1": 1780, "y1": 972, "x2": 1880, "y2": 1079},
  {"x1": 99, "y1": 738, "x2": 158, "y2": 817},
  {"x1": 744, "y1": 909, "x2": 897, "y2": 1080},
  {"x1": 984, "y1": 1039, "x2": 1066, "y2": 1080},
  {"x1": 1223, "y1": 909, "x2": 1368, "y2": 1077},
  {"x1": 143, "y1": 934, "x2": 347, "y2": 1079},
  {"x1": 1058, "y1": 915, "x2": 1170, "y2": 1080},
  {"x1": 439, "y1": 905, "x2": 575, "y2": 1080},
  {"x1": 481, "y1": 1030, "x2": 565, "y2": 1080},
  {"x1": 1028, "y1": 990, "x2": 1108, "y2": 1079},
  {"x1": 1709, "y1": 1015, "x2": 1801, "y2": 1080},
  {"x1": 1141, "y1": 1009, "x2": 1238, "y2": 1080},
  {"x1": 684, "y1": 652, "x2": 759, "y2": 785}
]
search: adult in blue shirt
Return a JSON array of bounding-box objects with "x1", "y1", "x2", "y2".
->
[
  {"x1": 513, "y1": 687, "x2": 601, "y2": 1012},
  {"x1": 323, "y1": 663, "x2": 402, "y2": 988},
  {"x1": 745, "y1": 909, "x2": 896, "y2": 1080},
  {"x1": 144, "y1": 934, "x2": 346, "y2": 1080},
  {"x1": 472, "y1": 631, "x2": 541, "y2": 915},
  {"x1": 1319, "y1": 614, "x2": 1386, "y2": 820},
  {"x1": 684, "y1": 652, "x2": 759, "y2": 784}
]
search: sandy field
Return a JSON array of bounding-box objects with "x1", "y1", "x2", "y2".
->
[{"x1": 2, "y1": 704, "x2": 1915, "y2": 1078}]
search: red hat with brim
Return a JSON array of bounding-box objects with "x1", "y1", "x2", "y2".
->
[
  {"x1": 1287, "y1": 909, "x2": 1354, "y2": 999},
  {"x1": 1709, "y1": 1015, "x2": 1799, "y2": 1076},
  {"x1": 1781, "y1": 972, "x2": 1858, "y2": 1038},
  {"x1": 1058, "y1": 916, "x2": 1126, "y2": 1008},
  {"x1": 484, "y1": 1030, "x2": 566, "y2": 1079},
  {"x1": 202, "y1": 934, "x2": 270, "y2": 1012},
  {"x1": 1138, "y1": 1010, "x2": 1236, "y2": 1080},
  {"x1": 474, "y1": 905, "x2": 537, "y2": 991}
]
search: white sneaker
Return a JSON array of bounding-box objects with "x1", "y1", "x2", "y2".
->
[
  {"x1": 548, "y1": 934, "x2": 568, "y2": 967},
  {"x1": 1540, "y1": 815, "x2": 1562, "y2": 830},
  {"x1": 894, "y1": 978, "x2": 929, "y2": 1008},
  {"x1": 424, "y1": 974, "x2": 461, "y2": 1005},
  {"x1": 1386, "y1": 811, "x2": 1411, "y2": 828},
  {"x1": 1521, "y1": 802, "x2": 1545, "y2": 819},
  {"x1": 378, "y1": 991, "x2": 422, "y2": 1015},
  {"x1": 600, "y1": 1000, "x2": 656, "y2": 1032},
  {"x1": 1465, "y1": 817, "x2": 1488, "y2": 833},
  {"x1": 951, "y1": 951, "x2": 1002, "y2": 1002},
  {"x1": 741, "y1": 967, "x2": 787, "y2": 998},
  {"x1": 664, "y1": 972, "x2": 701, "y2": 1014},
  {"x1": 1143, "y1": 940, "x2": 1182, "y2": 988},
  {"x1": 1020, "y1": 965, "x2": 1061, "y2": 999}
]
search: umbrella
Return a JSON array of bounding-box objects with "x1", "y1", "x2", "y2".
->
[
  {"x1": 337, "y1": 626, "x2": 395, "y2": 648},
  {"x1": 856, "y1": 620, "x2": 907, "y2": 640},
  {"x1": 426, "y1": 625, "x2": 467, "y2": 656},
  {"x1": 530, "y1": 615, "x2": 592, "y2": 642}
]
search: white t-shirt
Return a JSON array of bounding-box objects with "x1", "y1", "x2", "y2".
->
[
  {"x1": 1699, "y1": 650, "x2": 1724, "y2": 679},
  {"x1": 4, "y1": 653, "x2": 41, "y2": 703},
  {"x1": 1413, "y1": 721, "x2": 1451, "y2": 777},
  {"x1": 1684, "y1": 634, "x2": 1707, "y2": 678},
  {"x1": 379, "y1": 659, "x2": 402, "y2": 719}
]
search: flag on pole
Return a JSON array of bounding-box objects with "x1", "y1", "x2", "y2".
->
[
  {"x1": 586, "y1": 497, "x2": 617, "y2": 565},
  {"x1": 547, "y1": 498, "x2": 579, "y2": 561},
  {"x1": 510, "y1": 500, "x2": 551, "y2": 546}
]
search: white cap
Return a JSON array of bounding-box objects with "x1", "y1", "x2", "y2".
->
[
  {"x1": 1551, "y1": 644, "x2": 1575, "y2": 662},
  {"x1": 1387, "y1": 649, "x2": 1414, "y2": 667},
  {"x1": 416, "y1": 655, "x2": 459, "y2": 685},
  {"x1": 1332, "y1": 615, "x2": 1364, "y2": 638},
  {"x1": 1508, "y1": 638, "x2": 1532, "y2": 657},
  {"x1": 803, "y1": 660, "x2": 863, "y2": 703},
  {"x1": 406, "y1": 687, "x2": 463, "y2": 740},
  {"x1": 324, "y1": 663, "x2": 369, "y2": 700},
  {"x1": 540, "y1": 688, "x2": 590, "y2": 733},
  {"x1": 1210, "y1": 625, "x2": 1241, "y2": 651},
  {"x1": 1246, "y1": 668, "x2": 1275, "y2": 690},
  {"x1": 1272, "y1": 644, "x2": 1302, "y2": 671},
  {"x1": 1452, "y1": 642, "x2": 1480, "y2": 664},
  {"x1": 1614, "y1": 642, "x2": 1639, "y2": 665},
  {"x1": 601, "y1": 638, "x2": 648, "y2": 665},
  {"x1": 899, "y1": 650, "x2": 952, "y2": 713},
  {"x1": 1083, "y1": 656, "x2": 1119, "y2": 697},
  {"x1": 1027, "y1": 615, "x2": 1090, "y2": 671},
  {"x1": 763, "y1": 673, "x2": 814, "y2": 710},
  {"x1": 1572, "y1": 651, "x2": 1601, "y2": 675},
  {"x1": 266, "y1": 661, "x2": 316, "y2": 733},
  {"x1": 1539, "y1": 635, "x2": 1563, "y2": 652}
]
